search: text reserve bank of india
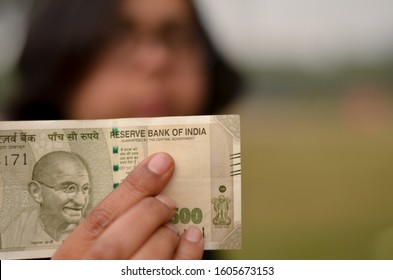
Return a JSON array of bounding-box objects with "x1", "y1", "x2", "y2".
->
[{"x1": 0, "y1": 115, "x2": 241, "y2": 259}]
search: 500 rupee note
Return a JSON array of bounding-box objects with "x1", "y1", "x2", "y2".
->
[{"x1": 0, "y1": 115, "x2": 241, "y2": 259}]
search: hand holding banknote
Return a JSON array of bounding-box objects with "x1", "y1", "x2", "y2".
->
[{"x1": 52, "y1": 152, "x2": 204, "y2": 260}]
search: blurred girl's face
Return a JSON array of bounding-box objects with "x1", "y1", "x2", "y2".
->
[{"x1": 67, "y1": 0, "x2": 209, "y2": 119}]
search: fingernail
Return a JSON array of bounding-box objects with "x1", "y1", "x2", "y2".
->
[
  {"x1": 155, "y1": 194, "x2": 176, "y2": 210},
  {"x1": 184, "y1": 226, "x2": 202, "y2": 243},
  {"x1": 148, "y1": 153, "x2": 173, "y2": 175},
  {"x1": 164, "y1": 222, "x2": 179, "y2": 235}
]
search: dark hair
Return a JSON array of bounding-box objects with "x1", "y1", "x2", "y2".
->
[{"x1": 8, "y1": 0, "x2": 242, "y2": 120}]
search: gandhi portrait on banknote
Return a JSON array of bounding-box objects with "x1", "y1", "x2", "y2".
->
[{"x1": 0, "y1": 151, "x2": 90, "y2": 249}]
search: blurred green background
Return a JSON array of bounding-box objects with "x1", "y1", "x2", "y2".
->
[
  {"x1": 1, "y1": 0, "x2": 393, "y2": 259},
  {"x1": 201, "y1": 0, "x2": 393, "y2": 259},
  {"x1": 223, "y1": 65, "x2": 393, "y2": 259}
]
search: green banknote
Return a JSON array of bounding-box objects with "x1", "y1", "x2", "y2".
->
[{"x1": 0, "y1": 115, "x2": 241, "y2": 259}]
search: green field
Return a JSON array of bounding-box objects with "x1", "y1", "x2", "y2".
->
[{"x1": 221, "y1": 95, "x2": 393, "y2": 259}]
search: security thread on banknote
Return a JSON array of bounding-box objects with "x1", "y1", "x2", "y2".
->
[{"x1": 0, "y1": 115, "x2": 241, "y2": 259}]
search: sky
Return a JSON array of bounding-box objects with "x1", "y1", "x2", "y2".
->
[
  {"x1": 1, "y1": 0, "x2": 393, "y2": 74},
  {"x1": 196, "y1": 0, "x2": 393, "y2": 69}
]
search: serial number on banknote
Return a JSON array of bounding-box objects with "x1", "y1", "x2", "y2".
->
[{"x1": 0, "y1": 153, "x2": 28, "y2": 166}]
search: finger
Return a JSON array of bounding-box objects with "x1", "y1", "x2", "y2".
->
[
  {"x1": 174, "y1": 226, "x2": 204, "y2": 260},
  {"x1": 52, "y1": 152, "x2": 174, "y2": 259},
  {"x1": 131, "y1": 223, "x2": 180, "y2": 260},
  {"x1": 83, "y1": 194, "x2": 176, "y2": 259}
]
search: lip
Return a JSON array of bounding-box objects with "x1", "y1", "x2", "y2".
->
[
  {"x1": 136, "y1": 96, "x2": 170, "y2": 117},
  {"x1": 138, "y1": 106, "x2": 170, "y2": 117},
  {"x1": 64, "y1": 207, "x2": 83, "y2": 210},
  {"x1": 63, "y1": 207, "x2": 83, "y2": 216}
]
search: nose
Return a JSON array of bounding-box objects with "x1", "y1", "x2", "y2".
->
[
  {"x1": 133, "y1": 38, "x2": 171, "y2": 73},
  {"x1": 72, "y1": 190, "x2": 87, "y2": 205}
]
